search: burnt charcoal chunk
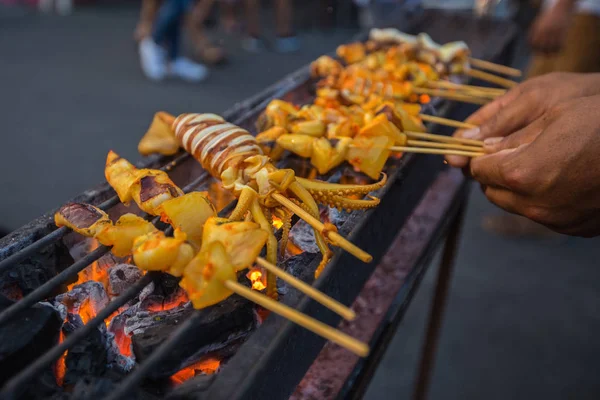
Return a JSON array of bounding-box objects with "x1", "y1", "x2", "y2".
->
[
  {"x1": 62, "y1": 314, "x2": 109, "y2": 387},
  {"x1": 0, "y1": 297, "x2": 62, "y2": 385},
  {"x1": 58, "y1": 203, "x2": 105, "y2": 229},
  {"x1": 108, "y1": 264, "x2": 143, "y2": 297},
  {"x1": 68, "y1": 377, "x2": 120, "y2": 400},
  {"x1": 132, "y1": 295, "x2": 256, "y2": 378},
  {"x1": 0, "y1": 238, "x2": 73, "y2": 297}
]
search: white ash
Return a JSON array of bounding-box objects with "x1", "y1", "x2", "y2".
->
[
  {"x1": 40, "y1": 300, "x2": 67, "y2": 321},
  {"x1": 54, "y1": 281, "x2": 109, "y2": 315},
  {"x1": 287, "y1": 207, "x2": 350, "y2": 256},
  {"x1": 138, "y1": 281, "x2": 155, "y2": 303},
  {"x1": 108, "y1": 264, "x2": 143, "y2": 297},
  {"x1": 124, "y1": 302, "x2": 192, "y2": 336}
]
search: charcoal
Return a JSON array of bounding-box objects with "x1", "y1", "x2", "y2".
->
[
  {"x1": 125, "y1": 303, "x2": 192, "y2": 336},
  {"x1": 54, "y1": 281, "x2": 109, "y2": 317},
  {"x1": 132, "y1": 295, "x2": 257, "y2": 378},
  {"x1": 108, "y1": 264, "x2": 143, "y2": 297},
  {"x1": 107, "y1": 306, "x2": 138, "y2": 372},
  {"x1": 69, "y1": 376, "x2": 120, "y2": 400},
  {"x1": 0, "y1": 239, "x2": 74, "y2": 297},
  {"x1": 0, "y1": 294, "x2": 62, "y2": 385},
  {"x1": 279, "y1": 252, "x2": 318, "y2": 294},
  {"x1": 62, "y1": 314, "x2": 109, "y2": 387},
  {"x1": 23, "y1": 369, "x2": 62, "y2": 399}
]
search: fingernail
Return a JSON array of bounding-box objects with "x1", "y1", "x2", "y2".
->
[
  {"x1": 461, "y1": 127, "x2": 480, "y2": 139},
  {"x1": 484, "y1": 137, "x2": 503, "y2": 146}
]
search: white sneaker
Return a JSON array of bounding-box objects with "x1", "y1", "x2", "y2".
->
[
  {"x1": 169, "y1": 57, "x2": 208, "y2": 82},
  {"x1": 139, "y1": 38, "x2": 167, "y2": 81}
]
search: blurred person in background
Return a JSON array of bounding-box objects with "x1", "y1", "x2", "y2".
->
[
  {"x1": 135, "y1": 0, "x2": 225, "y2": 72},
  {"x1": 241, "y1": 0, "x2": 299, "y2": 53},
  {"x1": 527, "y1": 0, "x2": 600, "y2": 77}
]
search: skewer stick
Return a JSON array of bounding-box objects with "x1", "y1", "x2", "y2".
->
[
  {"x1": 412, "y1": 87, "x2": 490, "y2": 105},
  {"x1": 466, "y1": 68, "x2": 518, "y2": 89},
  {"x1": 406, "y1": 139, "x2": 482, "y2": 152},
  {"x1": 426, "y1": 80, "x2": 507, "y2": 96},
  {"x1": 404, "y1": 130, "x2": 483, "y2": 147},
  {"x1": 390, "y1": 146, "x2": 483, "y2": 157},
  {"x1": 418, "y1": 114, "x2": 478, "y2": 130},
  {"x1": 469, "y1": 57, "x2": 522, "y2": 77},
  {"x1": 255, "y1": 257, "x2": 356, "y2": 321},
  {"x1": 270, "y1": 193, "x2": 372, "y2": 263},
  {"x1": 225, "y1": 280, "x2": 370, "y2": 357}
]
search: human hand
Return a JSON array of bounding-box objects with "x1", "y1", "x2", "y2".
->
[
  {"x1": 446, "y1": 72, "x2": 600, "y2": 168},
  {"x1": 529, "y1": 3, "x2": 573, "y2": 53},
  {"x1": 469, "y1": 95, "x2": 600, "y2": 237}
]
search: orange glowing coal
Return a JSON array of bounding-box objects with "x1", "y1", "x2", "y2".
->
[
  {"x1": 420, "y1": 94, "x2": 431, "y2": 104},
  {"x1": 68, "y1": 239, "x2": 108, "y2": 291},
  {"x1": 247, "y1": 268, "x2": 266, "y2": 291},
  {"x1": 55, "y1": 330, "x2": 67, "y2": 386},
  {"x1": 171, "y1": 358, "x2": 221, "y2": 385},
  {"x1": 286, "y1": 241, "x2": 304, "y2": 256},
  {"x1": 272, "y1": 215, "x2": 284, "y2": 230},
  {"x1": 145, "y1": 290, "x2": 189, "y2": 312}
]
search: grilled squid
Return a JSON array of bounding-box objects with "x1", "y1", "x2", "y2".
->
[{"x1": 139, "y1": 112, "x2": 385, "y2": 287}]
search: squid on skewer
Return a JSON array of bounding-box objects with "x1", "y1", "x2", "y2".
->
[
  {"x1": 56, "y1": 202, "x2": 368, "y2": 356},
  {"x1": 57, "y1": 155, "x2": 356, "y2": 321},
  {"x1": 138, "y1": 113, "x2": 385, "y2": 291},
  {"x1": 368, "y1": 29, "x2": 520, "y2": 86},
  {"x1": 256, "y1": 98, "x2": 420, "y2": 179}
]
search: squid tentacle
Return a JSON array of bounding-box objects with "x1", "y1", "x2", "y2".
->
[
  {"x1": 250, "y1": 198, "x2": 278, "y2": 299},
  {"x1": 230, "y1": 186, "x2": 257, "y2": 221}
]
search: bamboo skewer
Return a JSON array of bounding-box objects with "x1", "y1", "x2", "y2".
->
[
  {"x1": 271, "y1": 193, "x2": 372, "y2": 263},
  {"x1": 418, "y1": 114, "x2": 478, "y2": 130},
  {"x1": 225, "y1": 280, "x2": 370, "y2": 357},
  {"x1": 255, "y1": 257, "x2": 356, "y2": 321},
  {"x1": 406, "y1": 139, "x2": 482, "y2": 152},
  {"x1": 426, "y1": 80, "x2": 507, "y2": 96},
  {"x1": 412, "y1": 87, "x2": 490, "y2": 105},
  {"x1": 469, "y1": 57, "x2": 522, "y2": 77},
  {"x1": 403, "y1": 130, "x2": 483, "y2": 147},
  {"x1": 390, "y1": 146, "x2": 483, "y2": 157},
  {"x1": 466, "y1": 68, "x2": 518, "y2": 89}
]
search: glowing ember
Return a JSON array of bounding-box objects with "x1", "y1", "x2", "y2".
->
[
  {"x1": 68, "y1": 239, "x2": 108, "y2": 291},
  {"x1": 286, "y1": 241, "x2": 304, "y2": 256},
  {"x1": 272, "y1": 215, "x2": 284, "y2": 229},
  {"x1": 420, "y1": 94, "x2": 431, "y2": 104},
  {"x1": 247, "y1": 268, "x2": 266, "y2": 291},
  {"x1": 171, "y1": 358, "x2": 221, "y2": 385},
  {"x1": 54, "y1": 330, "x2": 67, "y2": 386},
  {"x1": 145, "y1": 290, "x2": 189, "y2": 312},
  {"x1": 112, "y1": 327, "x2": 133, "y2": 358}
]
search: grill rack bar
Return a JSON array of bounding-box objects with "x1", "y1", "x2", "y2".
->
[
  {"x1": 0, "y1": 273, "x2": 156, "y2": 400},
  {"x1": 0, "y1": 152, "x2": 192, "y2": 275},
  {"x1": 104, "y1": 312, "x2": 203, "y2": 400},
  {"x1": 0, "y1": 171, "x2": 210, "y2": 396}
]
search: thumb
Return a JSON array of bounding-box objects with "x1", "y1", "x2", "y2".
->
[{"x1": 482, "y1": 117, "x2": 545, "y2": 154}]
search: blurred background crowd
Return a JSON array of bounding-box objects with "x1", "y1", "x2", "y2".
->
[{"x1": 1, "y1": 0, "x2": 600, "y2": 398}]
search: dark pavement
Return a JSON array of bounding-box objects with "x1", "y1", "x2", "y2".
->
[{"x1": 1, "y1": 4, "x2": 600, "y2": 400}]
